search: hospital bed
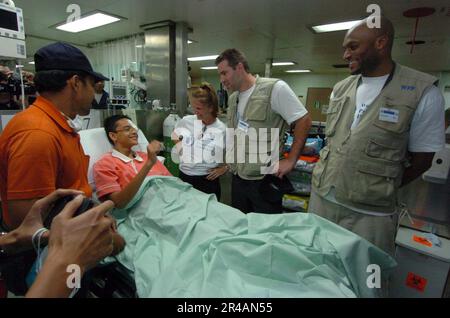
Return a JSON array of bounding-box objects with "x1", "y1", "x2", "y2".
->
[
  {"x1": 78, "y1": 128, "x2": 397, "y2": 298},
  {"x1": 78, "y1": 127, "x2": 153, "y2": 298}
]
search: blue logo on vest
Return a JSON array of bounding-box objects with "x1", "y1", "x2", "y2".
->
[{"x1": 401, "y1": 85, "x2": 416, "y2": 91}]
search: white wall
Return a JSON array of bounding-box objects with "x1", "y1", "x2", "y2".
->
[
  {"x1": 200, "y1": 72, "x2": 347, "y2": 104},
  {"x1": 197, "y1": 73, "x2": 220, "y2": 90},
  {"x1": 276, "y1": 73, "x2": 347, "y2": 104},
  {"x1": 201, "y1": 71, "x2": 450, "y2": 109}
]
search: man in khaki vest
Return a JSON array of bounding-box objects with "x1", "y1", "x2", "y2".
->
[
  {"x1": 215, "y1": 49, "x2": 312, "y2": 213},
  {"x1": 309, "y1": 17, "x2": 446, "y2": 256}
]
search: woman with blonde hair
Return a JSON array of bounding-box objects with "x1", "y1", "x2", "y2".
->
[{"x1": 173, "y1": 82, "x2": 227, "y2": 200}]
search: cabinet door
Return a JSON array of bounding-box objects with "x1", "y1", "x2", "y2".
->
[{"x1": 305, "y1": 87, "x2": 333, "y2": 123}]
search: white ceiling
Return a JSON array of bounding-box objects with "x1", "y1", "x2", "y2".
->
[{"x1": 11, "y1": 0, "x2": 450, "y2": 77}]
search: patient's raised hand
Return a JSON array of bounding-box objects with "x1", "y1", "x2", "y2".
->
[{"x1": 146, "y1": 141, "x2": 161, "y2": 166}]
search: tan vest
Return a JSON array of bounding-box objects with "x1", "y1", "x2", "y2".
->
[
  {"x1": 312, "y1": 64, "x2": 437, "y2": 213},
  {"x1": 227, "y1": 76, "x2": 288, "y2": 180}
]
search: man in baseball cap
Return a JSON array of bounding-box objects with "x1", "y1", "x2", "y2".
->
[
  {"x1": 0, "y1": 42, "x2": 110, "y2": 230},
  {"x1": 0, "y1": 42, "x2": 125, "y2": 295}
]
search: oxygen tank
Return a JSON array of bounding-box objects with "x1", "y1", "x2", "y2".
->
[{"x1": 163, "y1": 104, "x2": 181, "y2": 176}]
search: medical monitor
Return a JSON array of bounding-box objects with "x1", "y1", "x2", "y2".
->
[{"x1": 0, "y1": 3, "x2": 25, "y2": 40}]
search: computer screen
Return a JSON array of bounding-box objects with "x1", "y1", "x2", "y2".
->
[
  {"x1": 0, "y1": 9, "x2": 18, "y2": 31},
  {"x1": 113, "y1": 87, "x2": 127, "y2": 97}
]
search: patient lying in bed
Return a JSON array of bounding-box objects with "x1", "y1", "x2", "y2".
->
[
  {"x1": 93, "y1": 115, "x2": 171, "y2": 208},
  {"x1": 88, "y1": 116, "x2": 397, "y2": 298}
]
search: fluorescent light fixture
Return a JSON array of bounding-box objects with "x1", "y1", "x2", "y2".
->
[
  {"x1": 139, "y1": 41, "x2": 191, "y2": 47},
  {"x1": 131, "y1": 62, "x2": 137, "y2": 64},
  {"x1": 311, "y1": 20, "x2": 361, "y2": 33},
  {"x1": 201, "y1": 66, "x2": 218, "y2": 70},
  {"x1": 28, "y1": 61, "x2": 35, "y2": 65},
  {"x1": 272, "y1": 62, "x2": 295, "y2": 66},
  {"x1": 188, "y1": 55, "x2": 219, "y2": 62},
  {"x1": 286, "y1": 69, "x2": 311, "y2": 73},
  {"x1": 56, "y1": 12, "x2": 121, "y2": 33}
]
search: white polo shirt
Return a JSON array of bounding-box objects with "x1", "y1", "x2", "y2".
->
[{"x1": 174, "y1": 115, "x2": 226, "y2": 176}]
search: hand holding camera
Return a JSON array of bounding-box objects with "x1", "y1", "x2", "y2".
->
[{"x1": 43, "y1": 195, "x2": 94, "y2": 229}]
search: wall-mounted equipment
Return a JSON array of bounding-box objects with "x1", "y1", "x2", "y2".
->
[
  {"x1": 108, "y1": 81, "x2": 129, "y2": 109},
  {"x1": 0, "y1": 2, "x2": 26, "y2": 59}
]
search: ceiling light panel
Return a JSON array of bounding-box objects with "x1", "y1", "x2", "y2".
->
[
  {"x1": 311, "y1": 20, "x2": 361, "y2": 33},
  {"x1": 56, "y1": 12, "x2": 121, "y2": 33}
]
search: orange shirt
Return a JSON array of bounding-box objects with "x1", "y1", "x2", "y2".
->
[
  {"x1": 0, "y1": 96, "x2": 92, "y2": 226},
  {"x1": 93, "y1": 150, "x2": 171, "y2": 200}
]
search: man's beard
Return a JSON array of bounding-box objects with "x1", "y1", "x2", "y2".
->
[{"x1": 358, "y1": 54, "x2": 381, "y2": 76}]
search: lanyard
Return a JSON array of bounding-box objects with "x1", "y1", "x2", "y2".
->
[
  {"x1": 357, "y1": 62, "x2": 396, "y2": 90},
  {"x1": 235, "y1": 94, "x2": 240, "y2": 126},
  {"x1": 382, "y1": 63, "x2": 396, "y2": 89},
  {"x1": 198, "y1": 123, "x2": 207, "y2": 140}
]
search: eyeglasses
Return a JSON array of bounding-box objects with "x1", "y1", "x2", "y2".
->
[{"x1": 114, "y1": 126, "x2": 139, "y2": 134}]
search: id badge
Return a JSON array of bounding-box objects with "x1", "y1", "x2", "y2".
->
[
  {"x1": 379, "y1": 107, "x2": 399, "y2": 123},
  {"x1": 238, "y1": 119, "x2": 249, "y2": 133},
  {"x1": 183, "y1": 134, "x2": 194, "y2": 146}
]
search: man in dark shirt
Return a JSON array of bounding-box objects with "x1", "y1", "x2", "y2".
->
[{"x1": 92, "y1": 80, "x2": 109, "y2": 109}]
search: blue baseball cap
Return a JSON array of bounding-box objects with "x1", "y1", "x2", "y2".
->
[{"x1": 34, "y1": 42, "x2": 109, "y2": 82}]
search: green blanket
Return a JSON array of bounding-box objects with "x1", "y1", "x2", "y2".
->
[{"x1": 112, "y1": 176, "x2": 396, "y2": 298}]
